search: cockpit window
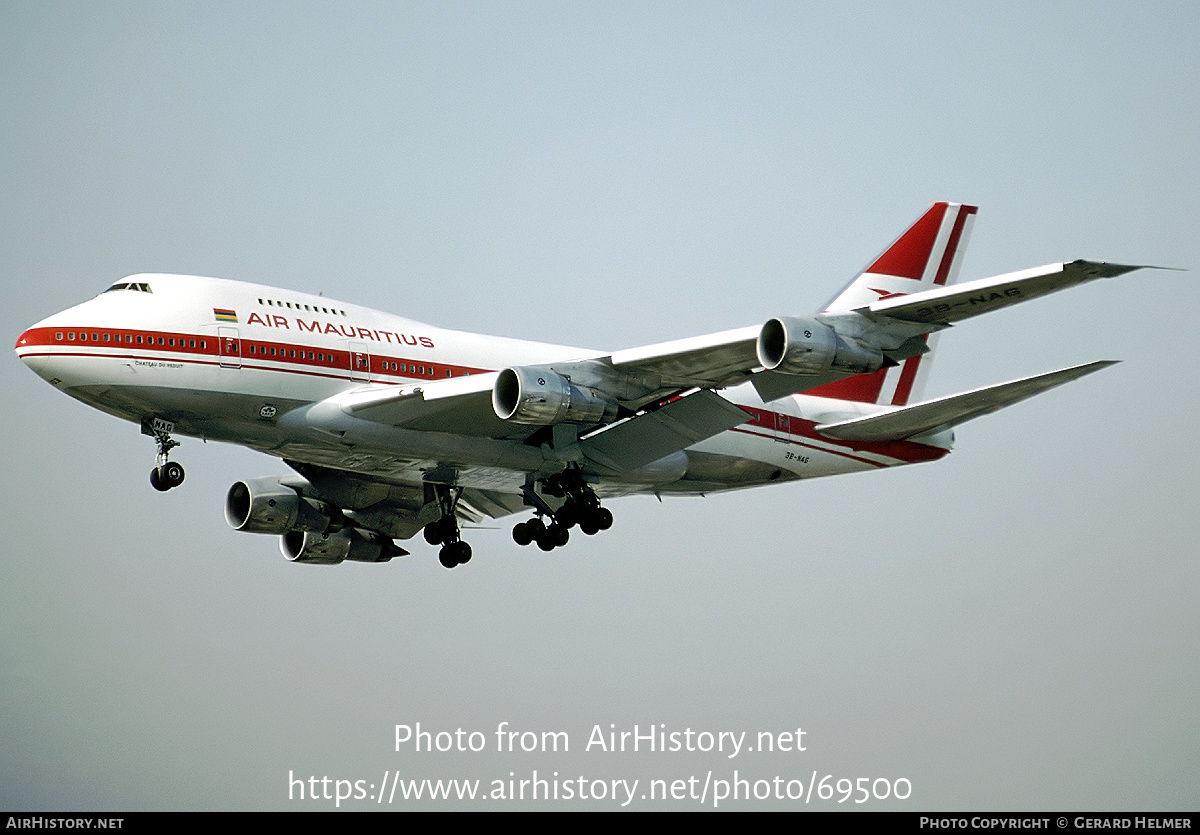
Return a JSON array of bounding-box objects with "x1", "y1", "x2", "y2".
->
[{"x1": 103, "y1": 282, "x2": 153, "y2": 293}]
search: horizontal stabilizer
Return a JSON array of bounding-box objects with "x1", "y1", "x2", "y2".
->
[
  {"x1": 864, "y1": 260, "x2": 1154, "y2": 326},
  {"x1": 814, "y1": 361, "x2": 1117, "y2": 442}
]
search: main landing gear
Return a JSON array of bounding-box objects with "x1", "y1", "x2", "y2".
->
[
  {"x1": 147, "y1": 422, "x2": 185, "y2": 492},
  {"x1": 512, "y1": 469, "x2": 612, "y2": 552},
  {"x1": 422, "y1": 486, "x2": 471, "y2": 569},
  {"x1": 422, "y1": 472, "x2": 613, "y2": 568}
]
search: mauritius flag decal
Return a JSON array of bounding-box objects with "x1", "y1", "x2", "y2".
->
[{"x1": 213, "y1": 308, "x2": 238, "y2": 323}]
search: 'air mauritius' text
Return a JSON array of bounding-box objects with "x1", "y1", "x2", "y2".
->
[{"x1": 245, "y1": 313, "x2": 434, "y2": 348}]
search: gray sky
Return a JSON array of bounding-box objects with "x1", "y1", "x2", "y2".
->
[{"x1": 3, "y1": 1, "x2": 1197, "y2": 811}]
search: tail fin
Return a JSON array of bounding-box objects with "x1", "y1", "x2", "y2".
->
[{"x1": 810, "y1": 202, "x2": 977, "y2": 406}]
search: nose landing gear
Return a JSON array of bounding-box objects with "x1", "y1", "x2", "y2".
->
[
  {"x1": 150, "y1": 460, "x2": 185, "y2": 492},
  {"x1": 144, "y1": 420, "x2": 185, "y2": 492}
]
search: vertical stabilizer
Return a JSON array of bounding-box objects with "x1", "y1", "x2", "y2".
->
[{"x1": 810, "y1": 202, "x2": 977, "y2": 406}]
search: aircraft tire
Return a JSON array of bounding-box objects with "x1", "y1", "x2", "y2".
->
[
  {"x1": 555, "y1": 501, "x2": 578, "y2": 529},
  {"x1": 424, "y1": 517, "x2": 455, "y2": 546},
  {"x1": 512, "y1": 522, "x2": 533, "y2": 546},
  {"x1": 162, "y1": 461, "x2": 185, "y2": 488},
  {"x1": 596, "y1": 508, "x2": 613, "y2": 530},
  {"x1": 150, "y1": 467, "x2": 169, "y2": 492}
]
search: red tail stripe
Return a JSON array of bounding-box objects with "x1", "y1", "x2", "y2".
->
[
  {"x1": 803, "y1": 368, "x2": 888, "y2": 403},
  {"x1": 932, "y1": 204, "x2": 977, "y2": 286},
  {"x1": 889, "y1": 338, "x2": 930, "y2": 406},
  {"x1": 865, "y1": 202, "x2": 948, "y2": 280}
]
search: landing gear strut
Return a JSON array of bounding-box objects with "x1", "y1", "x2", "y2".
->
[
  {"x1": 513, "y1": 469, "x2": 612, "y2": 552},
  {"x1": 146, "y1": 421, "x2": 185, "y2": 492},
  {"x1": 422, "y1": 485, "x2": 472, "y2": 569}
]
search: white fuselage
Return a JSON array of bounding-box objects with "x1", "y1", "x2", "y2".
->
[{"x1": 16, "y1": 274, "x2": 948, "y2": 499}]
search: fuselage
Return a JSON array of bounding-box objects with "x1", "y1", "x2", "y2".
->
[{"x1": 15, "y1": 274, "x2": 949, "y2": 500}]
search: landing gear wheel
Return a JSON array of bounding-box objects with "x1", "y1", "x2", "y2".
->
[
  {"x1": 596, "y1": 508, "x2": 613, "y2": 531},
  {"x1": 512, "y1": 522, "x2": 534, "y2": 546},
  {"x1": 455, "y1": 541, "x2": 472, "y2": 564},
  {"x1": 150, "y1": 463, "x2": 184, "y2": 492},
  {"x1": 554, "y1": 500, "x2": 578, "y2": 529},
  {"x1": 535, "y1": 522, "x2": 569, "y2": 551},
  {"x1": 439, "y1": 541, "x2": 472, "y2": 568},
  {"x1": 424, "y1": 516, "x2": 460, "y2": 546},
  {"x1": 161, "y1": 461, "x2": 185, "y2": 488},
  {"x1": 149, "y1": 467, "x2": 169, "y2": 492}
]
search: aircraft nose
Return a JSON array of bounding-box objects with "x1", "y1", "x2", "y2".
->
[
  {"x1": 15, "y1": 326, "x2": 38, "y2": 360},
  {"x1": 16, "y1": 324, "x2": 48, "y2": 378},
  {"x1": 15, "y1": 317, "x2": 68, "y2": 380}
]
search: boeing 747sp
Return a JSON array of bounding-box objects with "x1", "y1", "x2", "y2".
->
[{"x1": 15, "y1": 203, "x2": 1152, "y2": 569}]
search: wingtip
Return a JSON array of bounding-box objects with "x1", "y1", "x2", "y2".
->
[
  {"x1": 1071, "y1": 260, "x2": 1185, "y2": 276},
  {"x1": 1075, "y1": 359, "x2": 1120, "y2": 371}
]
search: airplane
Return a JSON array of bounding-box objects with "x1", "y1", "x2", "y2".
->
[{"x1": 14, "y1": 202, "x2": 1154, "y2": 569}]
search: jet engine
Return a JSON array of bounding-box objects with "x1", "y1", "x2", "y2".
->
[
  {"x1": 280, "y1": 529, "x2": 398, "y2": 564},
  {"x1": 492, "y1": 366, "x2": 619, "y2": 425},
  {"x1": 224, "y1": 477, "x2": 332, "y2": 535},
  {"x1": 756, "y1": 316, "x2": 884, "y2": 376}
]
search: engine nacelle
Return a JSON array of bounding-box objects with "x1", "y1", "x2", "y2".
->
[
  {"x1": 280, "y1": 529, "x2": 396, "y2": 565},
  {"x1": 225, "y1": 477, "x2": 332, "y2": 535},
  {"x1": 492, "y1": 366, "x2": 619, "y2": 425},
  {"x1": 756, "y1": 316, "x2": 884, "y2": 376}
]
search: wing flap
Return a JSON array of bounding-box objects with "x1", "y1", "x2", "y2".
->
[
  {"x1": 582, "y1": 389, "x2": 751, "y2": 472},
  {"x1": 814, "y1": 361, "x2": 1116, "y2": 441}
]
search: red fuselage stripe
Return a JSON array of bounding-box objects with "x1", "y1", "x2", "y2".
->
[
  {"x1": 18, "y1": 327, "x2": 947, "y2": 465},
  {"x1": 734, "y1": 405, "x2": 946, "y2": 464},
  {"x1": 729, "y1": 427, "x2": 890, "y2": 467},
  {"x1": 16, "y1": 326, "x2": 487, "y2": 381}
]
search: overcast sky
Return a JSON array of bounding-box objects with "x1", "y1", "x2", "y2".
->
[{"x1": 3, "y1": 1, "x2": 1197, "y2": 811}]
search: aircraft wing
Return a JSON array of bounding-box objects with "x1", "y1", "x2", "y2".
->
[
  {"x1": 814, "y1": 361, "x2": 1116, "y2": 442},
  {"x1": 298, "y1": 323, "x2": 767, "y2": 455},
  {"x1": 301, "y1": 260, "x2": 1153, "y2": 466},
  {"x1": 862, "y1": 260, "x2": 1152, "y2": 326},
  {"x1": 309, "y1": 327, "x2": 766, "y2": 439},
  {"x1": 605, "y1": 325, "x2": 761, "y2": 390}
]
